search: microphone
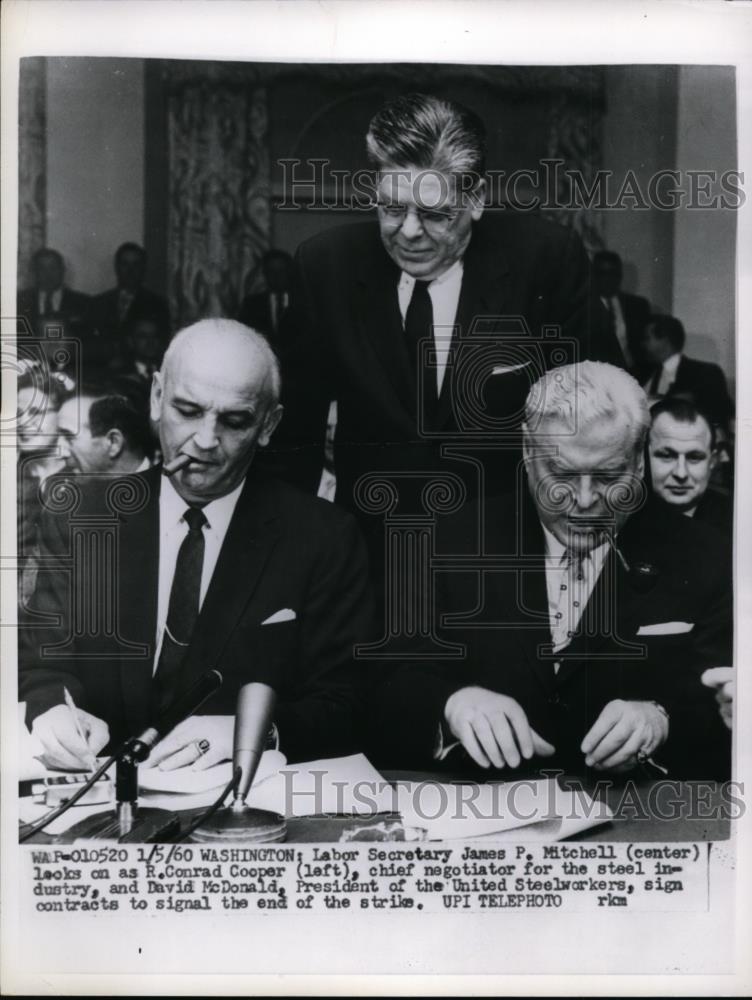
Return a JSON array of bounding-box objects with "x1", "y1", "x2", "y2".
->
[
  {"x1": 188, "y1": 680, "x2": 286, "y2": 843},
  {"x1": 232, "y1": 682, "x2": 277, "y2": 809},
  {"x1": 121, "y1": 669, "x2": 224, "y2": 764}
]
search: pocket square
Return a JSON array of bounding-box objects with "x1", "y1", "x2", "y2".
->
[
  {"x1": 636, "y1": 621, "x2": 694, "y2": 636},
  {"x1": 491, "y1": 362, "x2": 532, "y2": 375},
  {"x1": 261, "y1": 608, "x2": 296, "y2": 625}
]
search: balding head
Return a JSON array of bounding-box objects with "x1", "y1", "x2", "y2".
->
[
  {"x1": 162, "y1": 320, "x2": 281, "y2": 404},
  {"x1": 151, "y1": 320, "x2": 283, "y2": 504}
]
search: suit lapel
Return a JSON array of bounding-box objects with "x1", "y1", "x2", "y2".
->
[
  {"x1": 356, "y1": 247, "x2": 416, "y2": 417},
  {"x1": 178, "y1": 473, "x2": 281, "y2": 690},
  {"x1": 482, "y1": 493, "x2": 556, "y2": 694},
  {"x1": 434, "y1": 228, "x2": 512, "y2": 429},
  {"x1": 555, "y1": 525, "x2": 660, "y2": 684},
  {"x1": 117, "y1": 467, "x2": 160, "y2": 733},
  {"x1": 672, "y1": 355, "x2": 688, "y2": 392}
]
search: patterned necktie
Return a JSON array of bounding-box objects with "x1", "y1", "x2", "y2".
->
[
  {"x1": 153, "y1": 506, "x2": 207, "y2": 714},
  {"x1": 404, "y1": 279, "x2": 438, "y2": 421}
]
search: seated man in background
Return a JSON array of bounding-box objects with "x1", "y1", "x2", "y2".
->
[
  {"x1": 56, "y1": 384, "x2": 155, "y2": 476},
  {"x1": 90, "y1": 242, "x2": 170, "y2": 347},
  {"x1": 591, "y1": 250, "x2": 651, "y2": 372},
  {"x1": 17, "y1": 368, "x2": 67, "y2": 606},
  {"x1": 20, "y1": 320, "x2": 373, "y2": 771},
  {"x1": 370, "y1": 362, "x2": 731, "y2": 780},
  {"x1": 237, "y1": 249, "x2": 293, "y2": 345},
  {"x1": 17, "y1": 247, "x2": 91, "y2": 341},
  {"x1": 648, "y1": 396, "x2": 732, "y2": 537},
  {"x1": 639, "y1": 314, "x2": 733, "y2": 433}
]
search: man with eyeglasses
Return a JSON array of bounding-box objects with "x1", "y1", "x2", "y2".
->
[{"x1": 273, "y1": 93, "x2": 623, "y2": 580}]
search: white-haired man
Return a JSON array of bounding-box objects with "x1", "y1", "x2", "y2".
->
[
  {"x1": 20, "y1": 320, "x2": 373, "y2": 771},
  {"x1": 371, "y1": 361, "x2": 731, "y2": 779}
]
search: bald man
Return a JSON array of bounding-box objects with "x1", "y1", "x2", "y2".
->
[{"x1": 20, "y1": 320, "x2": 373, "y2": 772}]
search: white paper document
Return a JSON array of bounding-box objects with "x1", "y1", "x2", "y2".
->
[{"x1": 396, "y1": 778, "x2": 613, "y2": 841}]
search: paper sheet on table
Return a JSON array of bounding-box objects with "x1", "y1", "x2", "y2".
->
[
  {"x1": 139, "y1": 753, "x2": 391, "y2": 815},
  {"x1": 19, "y1": 751, "x2": 285, "y2": 833},
  {"x1": 245, "y1": 753, "x2": 394, "y2": 817},
  {"x1": 20, "y1": 753, "x2": 394, "y2": 834},
  {"x1": 139, "y1": 750, "x2": 285, "y2": 794},
  {"x1": 397, "y1": 778, "x2": 613, "y2": 841}
]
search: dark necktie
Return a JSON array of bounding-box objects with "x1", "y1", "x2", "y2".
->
[
  {"x1": 649, "y1": 365, "x2": 663, "y2": 395},
  {"x1": 42, "y1": 292, "x2": 53, "y2": 317},
  {"x1": 153, "y1": 506, "x2": 208, "y2": 714},
  {"x1": 404, "y1": 280, "x2": 438, "y2": 423}
]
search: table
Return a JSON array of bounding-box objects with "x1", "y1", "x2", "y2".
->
[{"x1": 21, "y1": 772, "x2": 732, "y2": 844}]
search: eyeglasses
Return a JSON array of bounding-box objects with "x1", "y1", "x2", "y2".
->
[{"x1": 374, "y1": 200, "x2": 462, "y2": 236}]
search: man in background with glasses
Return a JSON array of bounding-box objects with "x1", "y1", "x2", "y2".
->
[{"x1": 272, "y1": 93, "x2": 623, "y2": 593}]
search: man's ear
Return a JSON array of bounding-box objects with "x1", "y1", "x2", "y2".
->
[
  {"x1": 259, "y1": 404, "x2": 284, "y2": 448},
  {"x1": 150, "y1": 371, "x2": 163, "y2": 423},
  {"x1": 521, "y1": 423, "x2": 531, "y2": 463},
  {"x1": 470, "y1": 178, "x2": 486, "y2": 222},
  {"x1": 105, "y1": 428, "x2": 125, "y2": 459},
  {"x1": 634, "y1": 448, "x2": 645, "y2": 481}
]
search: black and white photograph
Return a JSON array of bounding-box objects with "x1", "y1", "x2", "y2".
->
[{"x1": 1, "y1": 0, "x2": 750, "y2": 994}]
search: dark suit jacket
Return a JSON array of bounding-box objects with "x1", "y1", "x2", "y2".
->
[
  {"x1": 19, "y1": 466, "x2": 374, "y2": 763},
  {"x1": 620, "y1": 292, "x2": 651, "y2": 352},
  {"x1": 667, "y1": 355, "x2": 733, "y2": 429},
  {"x1": 237, "y1": 291, "x2": 288, "y2": 342},
  {"x1": 17, "y1": 287, "x2": 92, "y2": 337},
  {"x1": 90, "y1": 287, "x2": 171, "y2": 340},
  {"x1": 590, "y1": 291, "x2": 649, "y2": 374},
  {"x1": 369, "y1": 491, "x2": 731, "y2": 779},
  {"x1": 693, "y1": 488, "x2": 733, "y2": 537},
  {"x1": 272, "y1": 216, "x2": 624, "y2": 512}
]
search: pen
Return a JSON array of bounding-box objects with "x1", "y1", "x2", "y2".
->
[{"x1": 63, "y1": 686, "x2": 97, "y2": 770}]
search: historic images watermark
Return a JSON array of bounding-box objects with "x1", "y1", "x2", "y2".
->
[
  {"x1": 276, "y1": 160, "x2": 746, "y2": 212},
  {"x1": 280, "y1": 769, "x2": 745, "y2": 823}
]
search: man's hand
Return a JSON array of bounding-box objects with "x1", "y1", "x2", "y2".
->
[
  {"x1": 701, "y1": 667, "x2": 733, "y2": 730},
  {"x1": 444, "y1": 687, "x2": 555, "y2": 769},
  {"x1": 581, "y1": 699, "x2": 669, "y2": 772},
  {"x1": 146, "y1": 716, "x2": 233, "y2": 771},
  {"x1": 31, "y1": 705, "x2": 109, "y2": 771}
]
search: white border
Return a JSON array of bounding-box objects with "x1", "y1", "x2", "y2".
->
[{"x1": 2, "y1": 1, "x2": 751, "y2": 995}]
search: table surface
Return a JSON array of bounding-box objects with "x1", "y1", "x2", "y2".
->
[{"x1": 21, "y1": 770, "x2": 732, "y2": 844}]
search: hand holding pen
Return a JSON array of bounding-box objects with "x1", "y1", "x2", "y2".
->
[{"x1": 29, "y1": 690, "x2": 110, "y2": 772}]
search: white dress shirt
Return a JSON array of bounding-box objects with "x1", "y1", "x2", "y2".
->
[
  {"x1": 398, "y1": 260, "x2": 463, "y2": 393},
  {"x1": 38, "y1": 288, "x2": 63, "y2": 315},
  {"x1": 154, "y1": 475, "x2": 245, "y2": 670},
  {"x1": 542, "y1": 525, "x2": 610, "y2": 662},
  {"x1": 643, "y1": 350, "x2": 682, "y2": 399}
]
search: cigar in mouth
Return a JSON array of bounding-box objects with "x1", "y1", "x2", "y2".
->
[{"x1": 163, "y1": 453, "x2": 193, "y2": 477}]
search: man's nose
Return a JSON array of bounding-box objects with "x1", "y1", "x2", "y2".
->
[
  {"x1": 673, "y1": 455, "x2": 688, "y2": 480},
  {"x1": 192, "y1": 416, "x2": 220, "y2": 451},
  {"x1": 399, "y1": 209, "x2": 425, "y2": 240},
  {"x1": 573, "y1": 474, "x2": 598, "y2": 510}
]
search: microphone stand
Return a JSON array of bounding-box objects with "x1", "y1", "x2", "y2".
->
[{"x1": 188, "y1": 682, "x2": 286, "y2": 843}]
